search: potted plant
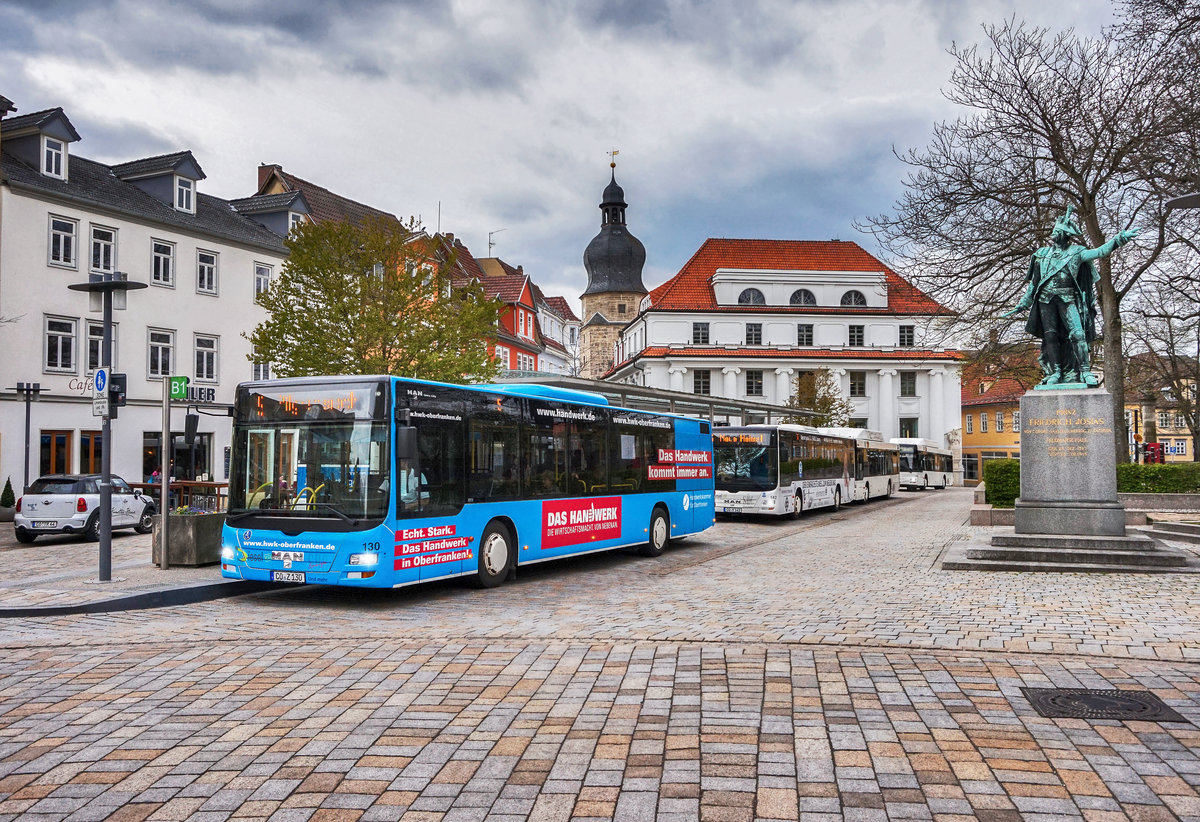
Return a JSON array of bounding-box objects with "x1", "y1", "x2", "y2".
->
[
  {"x1": 152, "y1": 506, "x2": 225, "y2": 567},
  {"x1": 0, "y1": 477, "x2": 14, "y2": 523}
]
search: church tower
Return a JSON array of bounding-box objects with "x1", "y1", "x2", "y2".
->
[{"x1": 579, "y1": 162, "x2": 647, "y2": 379}]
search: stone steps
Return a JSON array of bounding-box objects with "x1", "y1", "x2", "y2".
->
[
  {"x1": 942, "y1": 531, "x2": 1199, "y2": 573},
  {"x1": 965, "y1": 545, "x2": 1186, "y2": 567},
  {"x1": 1148, "y1": 521, "x2": 1200, "y2": 545},
  {"x1": 941, "y1": 555, "x2": 1196, "y2": 573},
  {"x1": 991, "y1": 532, "x2": 1159, "y2": 552}
]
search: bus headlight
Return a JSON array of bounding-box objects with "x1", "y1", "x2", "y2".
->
[
  {"x1": 348, "y1": 553, "x2": 379, "y2": 566},
  {"x1": 221, "y1": 545, "x2": 236, "y2": 560}
]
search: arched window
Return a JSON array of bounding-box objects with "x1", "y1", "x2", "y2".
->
[
  {"x1": 790, "y1": 289, "x2": 816, "y2": 306},
  {"x1": 841, "y1": 290, "x2": 867, "y2": 307},
  {"x1": 738, "y1": 288, "x2": 765, "y2": 305}
]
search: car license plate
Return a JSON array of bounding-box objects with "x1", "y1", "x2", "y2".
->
[
  {"x1": 33, "y1": 520, "x2": 58, "y2": 528},
  {"x1": 271, "y1": 571, "x2": 305, "y2": 583}
]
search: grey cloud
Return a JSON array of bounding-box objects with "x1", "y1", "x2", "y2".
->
[{"x1": 74, "y1": 120, "x2": 179, "y2": 166}]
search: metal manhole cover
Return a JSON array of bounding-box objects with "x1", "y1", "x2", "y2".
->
[{"x1": 1021, "y1": 688, "x2": 1188, "y2": 722}]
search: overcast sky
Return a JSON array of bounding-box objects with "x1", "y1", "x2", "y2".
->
[{"x1": 2, "y1": 0, "x2": 1118, "y2": 313}]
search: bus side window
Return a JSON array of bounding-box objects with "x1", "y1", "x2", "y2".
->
[
  {"x1": 572, "y1": 416, "x2": 608, "y2": 495},
  {"x1": 468, "y1": 395, "x2": 521, "y2": 502},
  {"x1": 525, "y1": 403, "x2": 567, "y2": 498}
]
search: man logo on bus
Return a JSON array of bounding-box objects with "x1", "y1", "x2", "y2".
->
[
  {"x1": 242, "y1": 529, "x2": 252, "y2": 542},
  {"x1": 682, "y1": 494, "x2": 691, "y2": 511}
]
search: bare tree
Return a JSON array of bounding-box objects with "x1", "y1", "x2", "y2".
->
[
  {"x1": 784, "y1": 368, "x2": 852, "y2": 427},
  {"x1": 1126, "y1": 282, "x2": 1200, "y2": 460},
  {"x1": 861, "y1": 8, "x2": 1200, "y2": 463}
]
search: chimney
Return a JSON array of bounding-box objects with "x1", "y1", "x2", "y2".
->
[
  {"x1": 517, "y1": 265, "x2": 523, "y2": 274},
  {"x1": 257, "y1": 163, "x2": 281, "y2": 193},
  {"x1": 0, "y1": 95, "x2": 16, "y2": 164}
]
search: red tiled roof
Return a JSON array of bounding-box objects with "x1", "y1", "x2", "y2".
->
[
  {"x1": 961, "y1": 377, "x2": 1026, "y2": 407},
  {"x1": 612, "y1": 346, "x2": 963, "y2": 375},
  {"x1": 257, "y1": 164, "x2": 399, "y2": 226},
  {"x1": 477, "y1": 274, "x2": 529, "y2": 303},
  {"x1": 648, "y1": 238, "x2": 947, "y2": 315},
  {"x1": 543, "y1": 337, "x2": 568, "y2": 354},
  {"x1": 542, "y1": 295, "x2": 580, "y2": 322}
]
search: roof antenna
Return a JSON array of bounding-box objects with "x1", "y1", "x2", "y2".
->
[{"x1": 488, "y1": 228, "x2": 505, "y2": 255}]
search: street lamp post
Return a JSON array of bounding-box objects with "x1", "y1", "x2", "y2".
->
[
  {"x1": 6, "y1": 382, "x2": 42, "y2": 492},
  {"x1": 68, "y1": 271, "x2": 146, "y2": 582}
]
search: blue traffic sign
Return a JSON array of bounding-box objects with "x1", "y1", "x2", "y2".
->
[{"x1": 94, "y1": 367, "x2": 108, "y2": 396}]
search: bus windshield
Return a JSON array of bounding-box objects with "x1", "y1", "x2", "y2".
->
[
  {"x1": 714, "y1": 430, "x2": 778, "y2": 491},
  {"x1": 228, "y1": 381, "x2": 390, "y2": 523},
  {"x1": 898, "y1": 444, "x2": 920, "y2": 473}
]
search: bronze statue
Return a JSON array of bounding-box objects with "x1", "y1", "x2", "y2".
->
[{"x1": 1003, "y1": 206, "x2": 1138, "y2": 388}]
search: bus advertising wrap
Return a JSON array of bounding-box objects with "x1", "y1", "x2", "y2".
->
[{"x1": 543, "y1": 497, "x2": 622, "y2": 549}]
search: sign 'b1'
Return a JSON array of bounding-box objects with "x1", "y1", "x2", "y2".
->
[{"x1": 169, "y1": 375, "x2": 189, "y2": 401}]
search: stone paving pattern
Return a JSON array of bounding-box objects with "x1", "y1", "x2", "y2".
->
[{"x1": 2, "y1": 487, "x2": 1200, "y2": 820}]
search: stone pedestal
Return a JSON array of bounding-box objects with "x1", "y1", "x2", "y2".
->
[
  {"x1": 939, "y1": 387, "x2": 1199, "y2": 572},
  {"x1": 1015, "y1": 388, "x2": 1125, "y2": 537}
]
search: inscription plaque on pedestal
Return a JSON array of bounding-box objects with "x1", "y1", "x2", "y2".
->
[{"x1": 1015, "y1": 388, "x2": 1126, "y2": 536}]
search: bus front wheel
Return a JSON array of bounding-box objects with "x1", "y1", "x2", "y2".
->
[
  {"x1": 832, "y1": 489, "x2": 841, "y2": 512},
  {"x1": 473, "y1": 521, "x2": 512, "y2": 588},
  {"x1": 639, "y1": 507, "x2": 670, "y2": 557}
]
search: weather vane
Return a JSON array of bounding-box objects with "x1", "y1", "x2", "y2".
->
[{"x1": 608, "y1": 148, "x2": 619, "y2": 169}]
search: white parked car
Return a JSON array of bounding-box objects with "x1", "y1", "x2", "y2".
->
[{"x1": 14, "y1": 474, "x2": 156, "y2": 544}]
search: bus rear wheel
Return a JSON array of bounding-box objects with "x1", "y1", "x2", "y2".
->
[
  {"x1": 472, "y1": 521, "x2": 512, "y2": 588},
  {"x1": 639, "y1": 507, "x2": 670, "y2": 557}
]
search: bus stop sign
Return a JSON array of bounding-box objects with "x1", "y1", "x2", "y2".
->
[{"x1": 169, "y1": 375, "x2": 189, "y2": 401}]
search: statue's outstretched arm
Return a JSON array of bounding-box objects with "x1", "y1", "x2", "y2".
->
[{"x1": 1080, "y1": 229, "x2": 1140, "y2": 263}]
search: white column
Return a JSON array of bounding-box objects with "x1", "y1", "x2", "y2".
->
[
  {"x1": 668, "y1": 365, "x2": 687, "y2": 392},
  {"x1": 929, "y1": 367, "x2": 946, "y2": 444},
  {"x1": 877, "y1": 369, "x2": 897, "y2": 438},
  {"x1": 774, "y1": 368, "x2": 795, "y2": 404},
  {"x1": 722, "y1": 366, "x2": 741, "y2": 399}
]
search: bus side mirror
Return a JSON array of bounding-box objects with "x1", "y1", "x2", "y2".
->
[{"x1": 396, "y1": 426, "x2": 417, "y2": 460}]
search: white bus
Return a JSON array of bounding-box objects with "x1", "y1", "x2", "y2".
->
[
  {"x1": 714, "y1": 425, "x2": 853, "y2": 517},
  {"x1": 819, "y1": 428, "x2": 900, "y2": 502},
  {"x1": 890, "y1": 438, "x2": 954, "y2": 490}
]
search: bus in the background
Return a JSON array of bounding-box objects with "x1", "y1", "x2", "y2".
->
[
  {"x1": 713, "y1": 425, "x2": 853, "y2": 517},
  {"x1": 891, "y1": 438, "x2": 954, "y2": 490},
  {"x1": 221, "y1": 377, "x2": 715, "y2": 590},
  {"x1": 819, "y1": 428, "x2": 900, "y2": 502}
]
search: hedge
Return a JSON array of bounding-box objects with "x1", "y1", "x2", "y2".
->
[
  {"x1": 1116, "y1": 462, "x2": 1200, "y2": 494},
  {"x1": 983, "y1": 460, "x2": 1021, "y2": 508},
  {"x1": 982, "y1": 460, "x2": 1200, "y2": 506}
]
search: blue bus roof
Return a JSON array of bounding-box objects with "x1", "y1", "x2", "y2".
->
[{"x1": 473, "y1": 383, "x2": 611, "y2": 407}]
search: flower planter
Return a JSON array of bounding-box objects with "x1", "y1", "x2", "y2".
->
[
  {"x1": 0, "y1": 506, "x2": 13, "y2": 523},
  {"x1": 152, "y1": 512, "x2": 225, "y2": 567}
]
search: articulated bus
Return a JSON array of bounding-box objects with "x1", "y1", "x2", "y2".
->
[
  {"x1": 818, "y1": 428, "x2": 900, "y2": 502},
  {"x1": 220, "y1": 376, "x2": 715, "y2": 590},
  {"x1": 713, "y1": 425, "x2": 853, "y2": 516},
  {"x1": 890, "y1": 438, "x2": 954, "y2": 490}
]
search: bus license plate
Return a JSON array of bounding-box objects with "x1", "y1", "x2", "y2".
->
[
  {"x1": 271, "y1": 571, "x2": 305, "y2": 583},
  {"x1": 33, "y1": 520, "x2": 58, "y2": 528}
]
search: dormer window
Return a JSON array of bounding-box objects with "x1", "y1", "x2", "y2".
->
[
  {"x1": 289, "y1": 212, "x2": 306, "y2": 234},
  {"x1": 738, "y1": 288, "x2": 766, "y2": 305},
  {"x1": 175, "y1": 177, "x2": 194, "y2": 213},
  {"x1": 43, "y1": 137, "x2": 66, "y2": 179},
  {"x1": 841, "y1": 290, "x2": 867, "y2": 307}
]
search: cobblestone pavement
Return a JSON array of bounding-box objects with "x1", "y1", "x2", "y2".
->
[
  {"x1": 3, "y1": 487, "x2": 1200, "y2": 820},
  {"x1": 0, "y1": 529, "x2": 219, "y2": 611}
]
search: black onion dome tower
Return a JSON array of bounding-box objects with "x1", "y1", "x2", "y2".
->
[{"x1": 580, "y1": 163, "x2": 647, "y2": 379}]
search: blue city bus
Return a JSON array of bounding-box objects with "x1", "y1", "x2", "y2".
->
[{"x1": 220, "y1": 376, "x2": 716, "y2": 589}]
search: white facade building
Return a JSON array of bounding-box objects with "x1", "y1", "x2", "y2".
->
[
  {"x1": 0, "y1": 105, "x2": 288, "y2": 489},
  {"x1": 536, "y1": 294, "x2": 581, "y2": 376},
  {"x1": 606, "y1": 238, "x2": 963, "y2": 445}
]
